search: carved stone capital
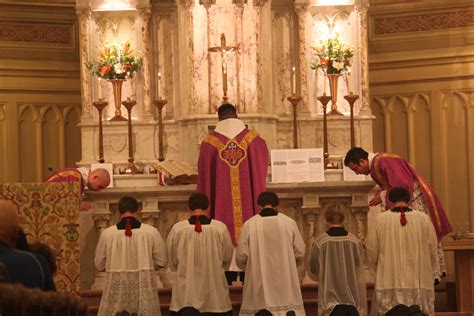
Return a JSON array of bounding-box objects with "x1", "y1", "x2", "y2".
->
[
  {"x1": 253, "y1": 0, "x2": 266, "y2": 8},
  {"x1": 354, "y1": 0, "x2": 369, "y2": 15},
  {"x1": 180, "y1": 0, "x2": 195, "y2": 9},
  {"x1": 76, "y1": 7, "x2": 92, "y2": 21},
  {"x1": 137, "y1": 5, "x2": 152, "y2": 22},
  {"x1": 141, "y1": 211, "x2": 160, "y2": 227},
  {"x1": 92, "y1": 212, "x2": 111, "y2": 235},
  {"x1": 294, "y1": 4, "x2": 308, "y2": 17}
]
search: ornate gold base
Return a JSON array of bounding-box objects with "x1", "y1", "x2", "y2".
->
[
  {"x1": 328, "y1": 109, "x2": 344, "y2": 116},
  {"x1": 109, "y1": 115, "x2": 128, "y2": 122},
  {"x1": 119, "y1": 161, "x2": 144, "y2": 175}
]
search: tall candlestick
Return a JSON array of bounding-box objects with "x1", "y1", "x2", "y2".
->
[
  {"x1": 157, "y1": 72, "x2": 161, "y2": 100},
  {"x1": 291, "y1": 66, "x2": 296, "y2": 96},
  {"x1": 98, "y1": 77, "x2": 102, "y2": 100}
]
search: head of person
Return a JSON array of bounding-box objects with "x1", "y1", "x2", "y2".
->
[
  {"x1": 257, "y1": 191, "x2": 279, "y2": 209},
  {"x1": 30, "y1": 242, "x2": 57, "y2": 274},
  {"x1": 188, "y1": 193, "x2": 209, "y2": 212},
  {"x1": 0, "y1": 200, "x2": 19, "y2": 248},
  {"x1": 344, "y1": 147, "x2": 370, "y2": 175},
  {"x1": 388, "y1": 187, "x2": 411, "y2": 206},
  {"x1": 217, "y1": 103, "x2": 238, "y2": 121},
  {"x1": 324, "y1": 207, "x2": 345, "y2": 227},
  {"x1": 118, "y1": 196, "x2": 140, "y2": 217},
  {"x1": 87, "y1": 168, "x2": 111, "y2": 191}
]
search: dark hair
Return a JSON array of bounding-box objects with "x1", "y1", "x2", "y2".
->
[
  {"x1": 188, "y1": 193, "x2": 209, "y2": 211},
  {"x1": 324, "y1": 207, "x2": 345, "y2": 225},
  {"x1": 388, "y1": 187, "x2": 411, "y2": 203},
  {"x1": 118, "y1": 197, "x2": 139, "y2": 214},
  {"x1": 30, "y1": 242, "x2": 57, "y2": 274},
  {"x1": 344, "y1": 147, "x2": 369, "y2": 166},
  {"x1": 257, "y1": 191, "x2": 279, "y2": 207},
  {"x1": 217, "y1": 103, "x2": 237, "y2": 120}
]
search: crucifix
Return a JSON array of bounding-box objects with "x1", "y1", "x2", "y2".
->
[{"x1": 208, "y1": 33, "x2": 239, "y2": 103}]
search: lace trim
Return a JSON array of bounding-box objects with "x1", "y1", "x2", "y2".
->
[
  {"x1": 371, "y1": 288, "x2": 434, "y2": 316},
  {"x1": 240, "y1": 304, "x2": 305, "y2": 315},
  {"x1": 98, "y1": 270, "x2": 160, "y2": 316}
]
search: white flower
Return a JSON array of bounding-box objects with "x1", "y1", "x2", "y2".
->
[
  {"x1": 332, "y1": 61, "x2": 344, "y2": 70},
  {"x1": 114, "y1": 63, "x2": 125, "y2": 74}
]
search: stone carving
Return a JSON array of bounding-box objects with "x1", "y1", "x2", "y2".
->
[
  {"x1": 373, "y1": 9, "x2": 474, "y2": 35},
  {"x1": 77, "y1": 8, "x2": 92, "y2": 116},
  {"x1": 355, "y1": 0, "x2": 371, "y2": 116},
  {"x1": 0, "y1": 22, "x2": 72, "y2": 45},
  {"x1": 104, "y1": 134, "x2": 128, "y2": 153},
  {"x1": 294, "y1": 4, "x2": 309, "y2": 115},
  {"x1": 138, "y1": 6, "x2": 153, "y2": 115}
]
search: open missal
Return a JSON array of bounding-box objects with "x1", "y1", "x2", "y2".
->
[{"x1": 153, "y1": 161, "x2": 198, "y2": 185}]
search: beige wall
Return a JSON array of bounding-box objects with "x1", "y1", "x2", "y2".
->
[
  {"x1": 0, "y1": 2, "x2": 82, "y2": 183},
  {"x1": 369, "y1": 0, "x2": 474, "y2": 232}
]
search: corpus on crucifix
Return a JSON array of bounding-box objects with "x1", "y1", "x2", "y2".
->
[{"x1": 208, "y1": 33, "x2": 239, "y2": 103}]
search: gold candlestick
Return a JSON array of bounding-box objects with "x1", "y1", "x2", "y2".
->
[
  {"x1": 120, "y1": 99, "x2": 142, "y2": 174},
  {"x1": 317, "y1": 94, "x2": 333, "y2": 169},
  {"x1": 287, "y1": 95, "x2": 302, "y2": 149},
  {"x1": 92, "y1": 100, "x2": 108, "y2": 163},
  {"x1": 344, "y1": 92, "x2": 359, "y2": 148},
  {"x1": 153, "y1": 99, "x2": 168, "y2": 162}
]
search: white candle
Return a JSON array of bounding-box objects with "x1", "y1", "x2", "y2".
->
[
  {"x1": 347, "y1": 69, "x2": 352, "y2": 93},
  {"x1": 291, "y1": 66, "x2": 296, "y2": 96},
  {"x1": 157, "y1": 72, "x2": 161, "y2": 100},
  {"x1": 98, "y1": 77, "x2": 102, "y2": 100},
  {"x1": 323, "y1": 73, "x2": 327, "y2": 95}
]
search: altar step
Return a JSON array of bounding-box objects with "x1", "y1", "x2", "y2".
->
[
  {"x1": 81, "y1": 284, "x2": 373, "y2": 316},
  {"x1": 81, "y1": 282, "x2": 458, "y2": 316}
]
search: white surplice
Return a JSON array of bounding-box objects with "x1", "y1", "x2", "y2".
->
[
  {"x1": 366, "y1": 210, "x2": 439, "y2": 316},
  {"x1": 236, "y1": 212, "x2": 306, "y2": 316},
  {"x1": 309, "y1": 230, "x2": 368, "y2": 316},
  {"x1": 167, "y1": 218, "x2": 233, "y2": 313},
  {"x1": 95, "y1": 223, "x2": 168, "y2": 316}
]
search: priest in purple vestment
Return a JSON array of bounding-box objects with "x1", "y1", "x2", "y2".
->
[
  {"x1": 344, "y1": 147, "x2": 452, "y2": 276},
  {"x1": 197, "y1": 104, "x2": 269, "y2": 245}
]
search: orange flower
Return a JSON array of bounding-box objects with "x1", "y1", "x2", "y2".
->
[
  {"x1": 100, "y1": 65, "x2": 111, "y2": 76},
  {"x1": 320, "y1": 59, "x2": 328, "y2": 66},
  {"x1": 125, "y1": 62, "x2": 132, "y2": 71}
]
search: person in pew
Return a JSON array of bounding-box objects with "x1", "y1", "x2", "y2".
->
[
  {"x1": 167, "y1": 193, "x2": 233, "y2": 316},
  {"x1": 0, "y1": 200, "x2": 56, "y2": 291},
  {"x1": 366, "y1": 187, "x2": 438, "y2": 316},
  {"x1": 344, "y1": 147, "x2": 451, "y2": 278},
  {"x1": 95, "y1": 196, "x2": 167, "y2": 316},
  {"x1": 309, "y1": 207, "x2": 367, "y2": 316},
  {"x1": 236, "y1": 191, "x2": 305, "y2": 316}
]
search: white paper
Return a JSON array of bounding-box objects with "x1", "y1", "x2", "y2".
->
[
  {"x1": 271, "y1": 148, "x2": 325, "y2": 183},
  {"x1": 91, "y1": 163, "x2": 114, "y2": 188}
]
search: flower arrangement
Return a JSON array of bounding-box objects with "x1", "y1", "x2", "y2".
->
[
  {"x1": 309, "y1": 33, "x2": 354, "y2": 75},
  {"x1": 87, "y1": 39, "x2": 143, "y2": 80}
]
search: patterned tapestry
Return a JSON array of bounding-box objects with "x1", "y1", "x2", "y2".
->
[{"x1": 0, "y1": 182, "x2": 81, "y2": 296}]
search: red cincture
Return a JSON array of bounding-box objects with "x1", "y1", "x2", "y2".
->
[
  {"x1": 195, "y1": 216, "x2": 202, "y2": 233},
  {"x1": 400, "y1": 211, "x2": 407, "y2": 226},
  {"x1": 125, "y1": 218, "x2": 132, "y2": 236}
]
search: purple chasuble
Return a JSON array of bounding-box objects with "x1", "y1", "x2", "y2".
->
[
  {"x1": 197, "y1": 128, "x2": 269, "y2": 244},
  {"x1": 45, "y1": 167, "x2": 85, "y2": 195},
  {"x1": 370, "y1": 153, "x2": 452, "y2": 240}
]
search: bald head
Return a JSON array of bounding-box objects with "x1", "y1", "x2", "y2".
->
[
  {"x1": 87, "y1": 168, "x2": 111, "y2": 191},
  {"x1": 0, "y1": 200, "x2": 19, "y2": 248}
]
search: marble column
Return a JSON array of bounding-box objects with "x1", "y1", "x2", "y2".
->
[
  {"x1": 91, "y1": 202, "x2": 111, "y2": 290},
  {"x1": 294, "y1": 4, "x2": 310, "y2": 117},
  {"x1": 234, "y1": 2, "x2": 245, "y2": 113},
  {"x1": 254, "y1": 0, "x2": 266, "y2": 113},
  {"x1": 181, "y1": 0, "x2": 198, "y2": 114},
  {"x1": 355, "y1": 0, "x2": 372, "y2": 117},
  {"x1": 76, "y1": 7, "x2": 92, "y2": 119},
  {"x1": 137, "y1": 6, "x2": 153, "y2": 118}
]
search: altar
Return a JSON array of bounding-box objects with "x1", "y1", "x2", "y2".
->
[{"x1": 75, "y1": 0, "x2": 375, "y2": 292}]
